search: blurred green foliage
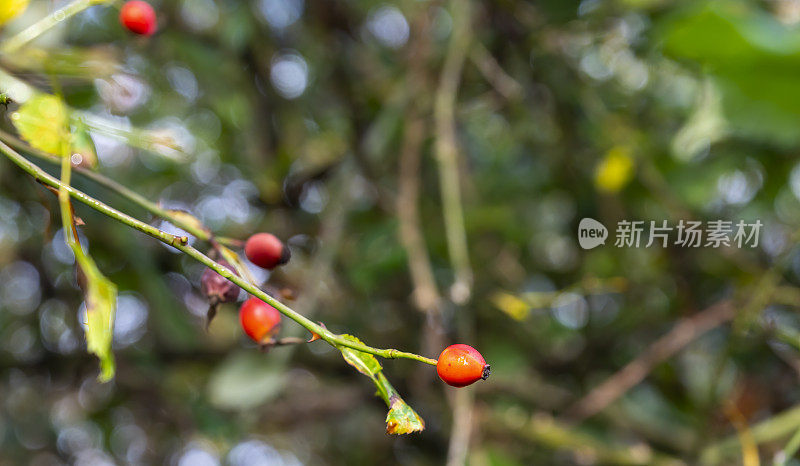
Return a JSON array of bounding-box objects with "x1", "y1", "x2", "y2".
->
[{"x1": 4, "y1": 0, "x2": 800, "y2": 464}]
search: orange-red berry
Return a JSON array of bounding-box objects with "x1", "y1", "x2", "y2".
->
[
  {"x1": 239, "y1": 297, "x2": 281, "y2": 344},
  {"x1": 244, "y1": 233, "x2": 290, "y2": 270},
  {"x1": 436, "y1": 344, "x2": 490, "y2": 387},
  {"x1": 120, "y1": 1, "x2": 157, "y2": 36}
]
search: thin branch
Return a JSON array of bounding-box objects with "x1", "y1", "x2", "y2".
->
[
  {"x1": 0, "y1": 140, "x2": 438, "y2": 366},
  {"x1": 0, "y1": 129, "x2": 239, "y2": 246},
  {"x1": 434, "y1": 0, "x2": 473, "y2": 305},
  {"x1": 490, "y1": 410, "x2": 686, "y2": 466},
  {"x1": 470, "y1": 42, "x2": 524, "y2": 101},
  {"x1": 565, "y1": 300, "x2": 736, "y2": 422}
]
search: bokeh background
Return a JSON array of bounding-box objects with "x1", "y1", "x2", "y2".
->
[{"x1": 4, "y1": 0, "x2": 800, "y2": 464}]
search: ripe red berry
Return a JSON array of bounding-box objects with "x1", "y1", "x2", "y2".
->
[
  {"x1": 119, "y1": 1, "x2": 157, "y2": 36},
  {"x1": 244, "y1": 233, "x2": 291, "y2": 270},
  {"x1": 436, "y1": 344, "x2": 490, "y2": 387},
  {"x1": 239, "y1": 297, "x2": 281, "y2": 344}
]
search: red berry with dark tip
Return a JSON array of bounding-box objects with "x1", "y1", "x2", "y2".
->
[
  {"x1": 244, "y1": 233, "x2": 290, "y2": 270},
  {"x1": 436, "y1": 344, "x2": 490, "y2": 387},
  {"x1": 239, "y1": 297, "x2": 281, "y2": 343},
  {"x1": 120, "y1": 1, "x2": 157, "y2": 36}
]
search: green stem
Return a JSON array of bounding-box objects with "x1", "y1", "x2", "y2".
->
[
  {"x1": 1, "y1": 0, "x2": 106, "y2": 55},
  {"x1": 0, "y1": 129, "x2": 239, "y2": 247},
  {"x1": 0, "y1": 140, "x2": 438, "y2": 366}
]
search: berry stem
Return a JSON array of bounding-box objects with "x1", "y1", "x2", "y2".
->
[
  {"x1": 0, "y1": 140, "x2": 438, "y2": 367},
  {"x1": 1, "y1": 0, "x2": 113, "y2": 55}
]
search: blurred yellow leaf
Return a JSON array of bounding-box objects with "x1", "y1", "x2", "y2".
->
[
  {"x1": 594, "y1": 146, "x2": 635, "y2": 193},
  {"x1": 219, "y1": 245, "x2": 259, "y2": 286},
  {"x1": 491, "y1": 291, "x2": 531, "y2": 321},
  {"x1": 12, "y1": 94, "x2": 69, "y2": 155},
  {"x1": 0, "y1": 0, "x2": 29, "y2": 26}
]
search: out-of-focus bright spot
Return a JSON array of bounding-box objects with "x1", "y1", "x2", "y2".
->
[
  {"x1": 56, "y1": 422, "x2": 103, "y2": 457},
  {"x1": 180, "y1": 0, "x2": 219, "y2": 32},
  {"x1": 191, "y1": 151, "x2": 221, "y2": 184},
  {"x1": 90, "y1": 122, "x2": 134, "y2": 167},
  {"x1": 147, "y1": 118, "x2": 197, "y2": 161},
  {"x1": 228, "y1": 440, "x2": 284, "y2": 466},
  {"x1": 39, "y1": 299, "x2": 79, "y2": 354},
  {"x1": 299, "y1": 181, "x2": 327, "y2": 214},
  {"x1": 51, "y1": 228, "x2": 89, "y2": 265},
  {"x1": 177, "y1": 442, "x2": 220, "y2": 466},
  {"x1": 717, "y1": 169, "x2": 759, "y2": 206},
  {"x1": 112, "y1": 294, "x2": 148, "y2": 348},
  {"x1": 110, "y1": 424, "x2": 148, "y2": 464},
  {"x1": 1, "y1": 261, "x2": 41, "y2": 315},
  {"x1": 256, "y1": 0, "x2": 303, "y2": 30},
  {"x1": 551, "y1": 292, "x2": 589, "y2": 329},
  {"x1": 74, "y1": 448, "x2": 116, "y2": 466},
  {"x1": 0, "y1": 0, "x2": 29, "y2": 26},
  {"x1": 6, "y1": 324, "x2": 35, "y2": 360},
  {"x1": 166, "y1": 65, "x2": 199, "y2": 102},
  {"x1": 580, "y1": 48, "x2": 613, "y2": 81},
  {"x1": 270, "y1": 53, "x2": 308, "y2": 99},
  {"x1": 762, "y1": 222, "x2": 789, "y2": 258},
  {"x1": 366, "y1": 5, "x2": 409, "y2": 49},
  {"x1": 775, "y1": 0, "x2": 800, "y2": 24},
  {"x1": 491, "y1": 291, "x2": 530, "y2": 321},
  {"x1": 0, "y1": 196, "x2": 20, "y2": 246},
  {"x1": 594, "y1": 146, "x2": 634, "y2": 193},
  {"x1": 94, "y1": 74, "x2": 150, "y2": 114},
  {"x1": 672, "y1": 80, "x2": 727, "y2": 162},
  {"x1": 533, "y1": 233, "x2": 578, "y2": 271}
]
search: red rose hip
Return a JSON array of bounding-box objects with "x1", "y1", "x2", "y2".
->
[
  {"x1": 120, "y1": 1, "x2": 157, "y2": 36},
  {"x1": 239, "y1": 297, "x2": 281, "y2": 344},
  {"x1": 244, "y1": 233, "x2": 291, "y2": 270},
  {"x1": 436, "y1": 344, "x2": 490, "y2": 387}
]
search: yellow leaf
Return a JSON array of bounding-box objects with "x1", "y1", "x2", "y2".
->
[
  {"x1": 491, "y1": 291, "x2": 531, "y2": 321},
  {"x1": 11, "y1": 94, "x2": 69, "y2": 155},
  {"x1": 0, "y1": 0, "x2": 29, "y2": 26},
  {"x1": 594, "y1": 146, "x2": 635, "y2": 193}
]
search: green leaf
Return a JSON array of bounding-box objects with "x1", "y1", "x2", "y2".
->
[
  {"x1": 11, "y1": 94, "x2": 69, "y2": 154},
  {"x1": 79, "y1": 260, "x2": 117, "y2": 382},
  {"x1": 383, "y1": 378, "x2": 425, "y2": 434},
  {"x1": 58, "y1": 150, "x2": 116, "y2": 382},
  {"x1": 659, "y1": 1, "x2": 800, "y2": 144},
  {"x1": 336, "y1": 335, "x2": 425, "y2": 434},
  {"x1": 337, "y1": 334, "x2": 383, "y2": 377}
]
